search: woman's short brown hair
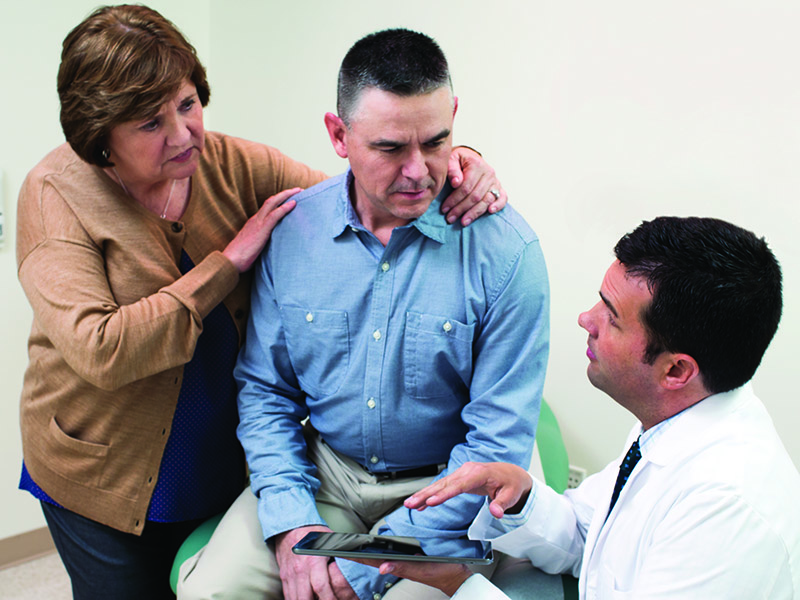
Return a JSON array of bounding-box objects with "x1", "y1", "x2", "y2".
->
[{"x1": 58, "y1": 4, "x2": 211, "y2": 167}]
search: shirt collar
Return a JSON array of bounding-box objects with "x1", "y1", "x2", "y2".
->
[
  {"x1": 331, "y1": 168, "x2": 451, "y2": 244},
  {"x1": 638, "y1": 414, "x2": 675, "y2": 457}
]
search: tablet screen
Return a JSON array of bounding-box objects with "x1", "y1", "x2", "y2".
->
[{"x1": 292, "y1": 532, "x2": 493, "y2": 564}]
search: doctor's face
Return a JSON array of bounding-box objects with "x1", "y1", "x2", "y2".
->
[{"x1": 578, "y1": 260, "x2": 657, "y2": 409}]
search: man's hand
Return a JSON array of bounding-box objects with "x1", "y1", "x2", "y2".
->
[
  {"x1": 444, "y1": 147, "x2": 507, "y2": 226},
  {"x1": 404, "y1": 461, "x2": 533, "y2": 519},
  {"x1": 348, "y1": 557, "x2": 473, "y2": 597},
  {"x1": 275, "y1": 525, "x2": 359, "y2": 600}
]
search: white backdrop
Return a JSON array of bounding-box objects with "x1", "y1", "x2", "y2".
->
[{"x1": 1, "y1": 0, "x2": 798, "y2": 541}]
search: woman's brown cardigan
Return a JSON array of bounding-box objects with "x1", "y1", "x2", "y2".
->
[{"x1": 16, "y1": 132, "x2": 325, "y2": 534}]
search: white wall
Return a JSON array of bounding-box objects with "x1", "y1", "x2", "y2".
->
[
  {"x1": 207, "y1": 0, "x2": 800, "y2": 474},
  {"x1": 2, "y1": 0, "x2": 798, "y2": 541}
]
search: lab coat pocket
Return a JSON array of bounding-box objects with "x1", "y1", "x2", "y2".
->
[
  {"x1": 282, "y1": 306, "x2": 350, "y2": 396},
  {"x1": 597, "y1": 564, "x2": 634, "y2": 600},
  {"x1": 404, "y1": 311, "x2": 474, "y2": 399}
]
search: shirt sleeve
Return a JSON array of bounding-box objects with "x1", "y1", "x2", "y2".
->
[{"x1": 234, "y1": 247, "x2": 325, "y2": 540}]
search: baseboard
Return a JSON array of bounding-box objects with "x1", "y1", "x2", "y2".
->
[{"x1": 0, "y1": 527, "x2": 56, "y2": 570}]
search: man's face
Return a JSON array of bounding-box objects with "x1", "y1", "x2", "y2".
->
[
  {"x1": 329, "y1": 86, "x2": 456, "y2": 231},
  {"x1": 578, "y1": 260, "x2": 658, "y2": 409}
]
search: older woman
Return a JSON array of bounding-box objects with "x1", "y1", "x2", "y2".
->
[{"x1": 16, "y1": 4, "x2": 506, "y2": 599}]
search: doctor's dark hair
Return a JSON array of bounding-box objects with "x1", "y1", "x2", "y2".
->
[
  {"x1": 336, "y1": 28, "x2": 453, "y2": 126},
  {"x1": 614, "y1": 216, "x2": 782, "y2": 394},
  {"x1": 58, "y1": 4, "x2": 210, "y2": 167}
]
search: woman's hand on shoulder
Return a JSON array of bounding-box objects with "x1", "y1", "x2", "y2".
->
[
  {"x1": 223, "y1": 187, "x2": 301, "y2": 272},
  {"x1": 443, "y1": 147, "x2": 507, "y2": 226}
]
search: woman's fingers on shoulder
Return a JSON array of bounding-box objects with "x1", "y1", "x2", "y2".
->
[{"x1": 262, "y1": 187, "x2": 302, "y2": 210}]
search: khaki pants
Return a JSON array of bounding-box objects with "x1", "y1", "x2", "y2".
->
[{"x1": 178, "y1": 431, "x2": 499, "y2": 599}]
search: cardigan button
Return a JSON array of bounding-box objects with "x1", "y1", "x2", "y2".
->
[{"x1": 171, "y1": 222, "x2": 183, "y2": 233}]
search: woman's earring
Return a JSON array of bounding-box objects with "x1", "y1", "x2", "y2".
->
[{"x1": 102, "y1": 148, "x2": 110, "y2": 160}]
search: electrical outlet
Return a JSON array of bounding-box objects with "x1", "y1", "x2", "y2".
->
[{"x1": 567, "y1": 465, "x2": 587, "y2": 489}]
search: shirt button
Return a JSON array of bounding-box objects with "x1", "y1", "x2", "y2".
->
[
  {"x1": 367, "y1": 398, "x2": 376, "y2": 409},
  {"x1": 351, "y1": 226, "x2": 359, "y2": 233},
  {"x1": 381, "y1": 262, "x2": 390, "y2": 272},
  {"x1": 373, "y1": 594, "x2": 382, "y2": 600},
  {"x1": 442, "y1": 321, "x2": 452, "y2": 332},
  {"x1": 370, "y1": 456, "x2": 379, "y2": 464},
  {"x1": 373, "y1": 329, "x2": 381, "y2": 341},
  {"x1": 306, "y1": 312, "x2": 314, "y2": 322}
]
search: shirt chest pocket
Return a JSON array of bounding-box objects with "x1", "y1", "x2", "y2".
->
[
  {"x1": 404, "y1": 311, "x2": 475, "y2": 399},
  {"x1": 281, "y1": 306, "x2": 350, "y2": 397}
]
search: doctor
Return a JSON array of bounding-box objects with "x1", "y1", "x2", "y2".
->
[{"x1": 359, "y1": 216, "x2": 800, "y2": 599}]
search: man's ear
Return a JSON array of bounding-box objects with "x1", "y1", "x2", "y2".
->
[
  {"x1": 324, "y1": 112, "x2": 349, "y2": 159},
  {"x1": 660, "y1": 353, "x2": 701, "y2": 390},
  {"x1": 453, "y1": 95, "x2": 459, "y2": 118}
]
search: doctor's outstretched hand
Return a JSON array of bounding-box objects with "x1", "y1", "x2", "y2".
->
[{"x1": 404, "y1": 461, "x2": 533, "y2": 520}]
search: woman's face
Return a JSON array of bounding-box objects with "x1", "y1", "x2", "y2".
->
[{"x1": 106, "y1": 79, "x2": 204, "y2": 187}]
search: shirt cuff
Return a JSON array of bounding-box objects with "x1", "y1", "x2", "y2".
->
[
  {"x1": 257, "y1": 486, "x2": 323, "y2": 541},
  {"x1": 336, "y1": 557, "x2": 398, "y2": 600}
]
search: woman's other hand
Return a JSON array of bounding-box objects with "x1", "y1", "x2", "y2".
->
[
  {"x1": 223, "y1": 187, "x2": 300, "y2": 272},
  {"x1": 443, "y1": 147, "x2": 507, "y2": 226}
]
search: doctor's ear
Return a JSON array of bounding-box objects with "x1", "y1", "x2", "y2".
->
[
  {"x1": 324, "y1": 112, "x2": 349, "y2": 159},
  {"x1": 661, "y1": 353, "x2": 701, "y2": 390}
]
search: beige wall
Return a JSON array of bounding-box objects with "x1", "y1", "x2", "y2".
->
[{"x1": 2, "y1": 0, "x2": 799, "y2": 541}]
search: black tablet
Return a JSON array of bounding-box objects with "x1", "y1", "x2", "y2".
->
[{"x1": 292, "y1": 532, "x2": 493, "y2": 565}]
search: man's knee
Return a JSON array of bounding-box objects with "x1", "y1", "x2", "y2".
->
[
  {"x1": 176, "y1": 547, "x2": 217, "y2": 600},
  {"x1": 176, "y1": 489, "x2": 279, "y2": 599}
]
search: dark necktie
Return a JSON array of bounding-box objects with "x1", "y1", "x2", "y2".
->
[{"x1": 608, "y1": 437, "x2": 641, "y2": 514}]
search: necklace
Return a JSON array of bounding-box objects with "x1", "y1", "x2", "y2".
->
[
  {"x1": 113, "y1": 167, "x2": 177, "y2": 219},
  {"x1": 159, "y1": 179, "x2": 177, "y2": 219}
]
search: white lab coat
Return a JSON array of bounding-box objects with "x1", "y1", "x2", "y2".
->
[{"x1": 461, "y1": 384, "x2": 800, "y2": 599}]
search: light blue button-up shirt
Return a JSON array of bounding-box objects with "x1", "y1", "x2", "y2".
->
[{"x1": 235, "y1": 170, "x2": 550, "y2": 597}]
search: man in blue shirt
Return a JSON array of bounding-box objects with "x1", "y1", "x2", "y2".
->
[{"x1": 179, "y1": 28, "x2": 549, "y2": 600}]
